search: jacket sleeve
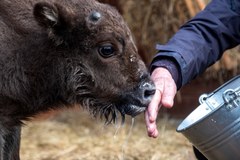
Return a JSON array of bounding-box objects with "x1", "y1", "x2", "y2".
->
[{"x1": 151, "y1": 0, "x2": 240, "y2": 88}]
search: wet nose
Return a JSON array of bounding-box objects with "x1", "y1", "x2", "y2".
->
[{"x1": 140, "y1": 81, "x2": 156, "y2": 105}]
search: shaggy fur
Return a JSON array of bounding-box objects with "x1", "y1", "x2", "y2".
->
[{"x1": 0, "y1": 0, "x2": 155, "y2": 159}]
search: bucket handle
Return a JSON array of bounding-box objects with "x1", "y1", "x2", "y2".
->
[{"x1": 222, "y1": 87, "x2": 240, "y2": 110}]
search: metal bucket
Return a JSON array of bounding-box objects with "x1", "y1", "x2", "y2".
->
[{"x1": 177, "y1": 75, "x2": 240, "y2": 160}]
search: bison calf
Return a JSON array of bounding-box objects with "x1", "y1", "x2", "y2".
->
[{"x1": 0, "y1": 0, "x2": 155, "y2": 159}]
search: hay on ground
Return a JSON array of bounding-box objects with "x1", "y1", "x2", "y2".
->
[{"x1": 21, "y1": 109, "x2": 195, "y2": 160}]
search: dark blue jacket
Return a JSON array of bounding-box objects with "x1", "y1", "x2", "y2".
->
[{"x1": 151, "y1": 0, "x2": 240, "y2": 89}]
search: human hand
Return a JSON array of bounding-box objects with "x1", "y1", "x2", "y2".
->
[{"x1": 145, "y1": 67, "x2": 177, "y2": 138}]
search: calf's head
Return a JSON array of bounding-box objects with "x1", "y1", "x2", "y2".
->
[{"x1": 33, "y1": 0, "x2": 155, "y2": 122}]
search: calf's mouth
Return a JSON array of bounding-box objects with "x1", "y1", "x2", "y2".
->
[
  {"x1": 89, "y1": 77, "x2": 155, "y2": 124},
  {"x1": 116, "y1": 80, "x2": 156, "y2": 120}
]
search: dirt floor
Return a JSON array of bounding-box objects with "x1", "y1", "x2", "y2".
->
[{"x1": 20, "y1": 108, "x2": 196, "y2": 160}]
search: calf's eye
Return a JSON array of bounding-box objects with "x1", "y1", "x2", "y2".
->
[{"x1": 98, "y1": 44, "x2": 116, "y2": 58}]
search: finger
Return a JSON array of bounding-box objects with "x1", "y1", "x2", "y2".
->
[
  {"x1": 145, "y1": 88, "x2": 162, "y2": 138},
  {"x1": 147, "y1": 88, "x2": 162, "y2": 123},
  {"x1": 145, "y1": 111, "x2": 159, "y2": 138},
  {"x1": 161, "y1": 78, "x2": 177, "y2": 108}
]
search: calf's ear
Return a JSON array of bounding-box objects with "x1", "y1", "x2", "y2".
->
[{"x1": 33, "y1": 2, "x2": 75, "y2": 45}]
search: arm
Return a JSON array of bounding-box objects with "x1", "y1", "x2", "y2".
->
[
  {"x1": 153, "y1": 0, "x2": 240, "y2": 87},
  {"x1": 146, "y1": 0, "x2": 240, "y2": 138}
]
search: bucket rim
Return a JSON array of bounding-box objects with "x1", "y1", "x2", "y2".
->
[{"x1": 176, "y1": 103, "x2": 222, "y2": 132}]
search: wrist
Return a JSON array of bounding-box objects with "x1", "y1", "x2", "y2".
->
[{"x1": 150, "y1": 59, "x2": 181, "y2": 89}]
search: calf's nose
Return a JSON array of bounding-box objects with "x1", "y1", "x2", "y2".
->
[{"x1": 140, "y1": 81, "x2": 156, "y2": 105}]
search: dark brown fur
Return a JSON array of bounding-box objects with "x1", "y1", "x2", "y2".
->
[{"x1": 0, "y1": 0, "x2": 155, "y2": 159}]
